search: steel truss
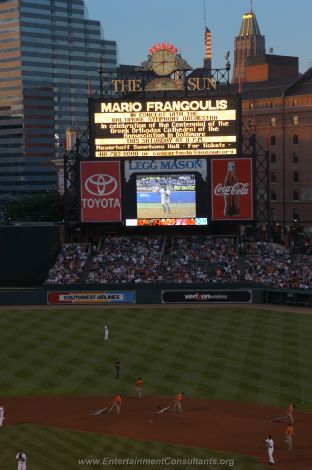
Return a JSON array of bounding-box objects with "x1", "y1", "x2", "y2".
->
[{"x1": 63, "y1": 69, "x2": 269, "y2": 240}]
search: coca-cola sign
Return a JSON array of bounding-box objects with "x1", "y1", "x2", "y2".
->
[
  {"x1": 80, "y1": 161, "x2": 122, "y2": 222},
  {"x1": 211, "y1": 158, "x2": 254, "y2": 221},
  {"x1": 214, "y1": 182, "x2": 250, "y2": 196}
]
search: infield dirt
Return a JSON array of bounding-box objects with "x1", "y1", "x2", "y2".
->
[{"x1": 3, "y1": 395, "x2": 311, "y2": 469}]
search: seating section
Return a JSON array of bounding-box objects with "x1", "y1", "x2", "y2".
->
[
  {"x1": 45, "y1": 237, "x2": 312, "y2": 289},
  {"x1": 244, "y1": 241, "x2": 312, "y2": 289},
  {"x1": 87, "y1": 236, "x2": 163, "y2": 283},
  {"x1": 46, "y1": 243, "x2": 90, "y2": 284}
]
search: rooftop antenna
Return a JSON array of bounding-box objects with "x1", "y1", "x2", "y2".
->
[
  {"x1": 203, "y1": 0, "x2": 206, "y2": 30},
  {"x1": 250, "y1": 0, "x2": 253, "y2": 12}
]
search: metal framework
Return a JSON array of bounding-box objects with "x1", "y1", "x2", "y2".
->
[
  {"x1": 242, "y1": 125, "x2": 270, "y2": 227},
  {"x1": 63, "y1": 68, "x2": 270, "y2": 240}
]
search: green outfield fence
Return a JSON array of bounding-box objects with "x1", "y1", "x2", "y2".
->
[{"x1": 0, "y1": 283, "x2": 311, "y2": 307}]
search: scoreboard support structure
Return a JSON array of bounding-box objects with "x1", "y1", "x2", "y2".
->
[{"x1": 62, "y1": 66, "x2": 270, "y2": 242}]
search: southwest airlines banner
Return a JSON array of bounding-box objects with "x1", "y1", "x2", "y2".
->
[
  {"x1": 80, "y1": 161, "x2": 122, "y2": 222},
  {"x1": 47, "y1": 291, "x2": 136, "y2": 304}
]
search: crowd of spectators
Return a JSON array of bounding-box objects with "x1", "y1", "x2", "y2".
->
[
  {"x1": 243, "y1": 241, "x2": 312, "y2": 289},
  {"x1": 87, "y1": 236, "x2": 163, "y2": 283},
  {"x1": 46, "y1": 243, "x2": 90, "y2": 284},
  {"x1": 46, "y1": 237, "x2": 312, "y2": 290},
  {"x1": 159, "y1": 237, "x2": 240, "y2": 283}
]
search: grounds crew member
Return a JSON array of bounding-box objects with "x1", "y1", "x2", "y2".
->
[
  {"x1": 135, "y1": 377, "x2": 144, "y2": 398},
  {"x1": 284, "y1": 424, "x2": 295, "y2": 451},
  {"x1": 172, "y1": 392, "x2": 184, "y2": 413},
  {"x1": 286, "y1": 403, "x2": 296, "y2": 425},
  {"x1": 108, "y1": 394, "x2": 122, "y2": 415}
]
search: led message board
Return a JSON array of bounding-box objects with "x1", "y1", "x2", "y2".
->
[{"x1": 90, "y1": 96, "x2": 240, "y2": 158}]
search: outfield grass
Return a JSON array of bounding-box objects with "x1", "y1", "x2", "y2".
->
[
  {"x1": 0, "y1": 306, "x2": 311, "y2": 469},
  {"x1": 0, "y1": 425, "x2": 268, "y2": 470}
]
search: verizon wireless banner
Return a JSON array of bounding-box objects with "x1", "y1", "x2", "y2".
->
[
  {"x1": 80, "y1": 161, "x2": 122, "y2": 222},
  {"x1": 211, "y1": 158, "x2": 254, "y2": 221}
]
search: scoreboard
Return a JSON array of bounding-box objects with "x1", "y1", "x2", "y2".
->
[
  {"x1": 81, "y1": 93, "x2": 254, "y2": 227},
  {"x1": 90, "y1": 96, "x2": 240, "y2": 158}
]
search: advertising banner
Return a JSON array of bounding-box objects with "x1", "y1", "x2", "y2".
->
[
  {"x1": 162, "y1": 290, "x2": 252, "y2": 303},
  {"x1": 80, "y1": 161, "x2": 122, "y2": 222},
  {"x1": 211, "y1": 158, "x2": 253, "y2": 221},
  {"x1": 47, "y1": 291, "x2": 136, "y2": 304},
  {"x1": 125, "y1": 159, "x2": 207, "y2": 182}
]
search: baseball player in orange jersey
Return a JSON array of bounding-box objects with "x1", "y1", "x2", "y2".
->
[
  {"x1": 172, "y1": 392, "x2": 184, "y2": 412},
  {"x1": 108, "y1": 394, "x2": 122, "y2": 415},
  {"x1": 135, "y1": 377, "x2": 144, "y2": 398},
  {"x1": 284, "y1": 424, "x2": 295, "y2": 451}
]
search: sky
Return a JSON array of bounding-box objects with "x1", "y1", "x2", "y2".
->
[{"x1": 84, "y1": 0, "x2": 312, "y2": 74}]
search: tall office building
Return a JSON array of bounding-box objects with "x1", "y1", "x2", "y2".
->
[
  {"x1": 0, "y1": 0, "x2": 117, "y2": 195},
  {"x1": 232, "y1": 9, "x2": 265, "y2": 83}
]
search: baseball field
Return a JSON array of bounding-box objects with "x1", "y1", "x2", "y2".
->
[
  {"x1": 137, "y1": 202, "x2": 195, "y2": 219},
  {"x1": 0, "y1": 305, "x2": 311, "y2": 469}
]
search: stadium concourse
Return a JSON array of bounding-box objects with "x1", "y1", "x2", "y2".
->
[{"x1": 45, "y1": 236, "x2": 312, "y2": 289}]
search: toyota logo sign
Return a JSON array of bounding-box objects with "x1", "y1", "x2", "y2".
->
[{"x1": 85, "y1": 173, "x2": 118, "y2": 196}]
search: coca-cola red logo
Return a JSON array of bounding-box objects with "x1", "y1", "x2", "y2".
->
[{"x1": 214, "y1": 182, "x2": 250, "y2": 196}]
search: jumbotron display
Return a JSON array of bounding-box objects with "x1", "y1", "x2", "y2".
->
[
  {"x1": 90, "y1": 96, "x2": 240, "y2": 158},
  {"x1": 136, "y1": 174, "x2": 196, "y2": 219}
]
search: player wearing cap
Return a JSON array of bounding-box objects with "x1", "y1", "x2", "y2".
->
[
  {"x1": 135, "y1": 377, "x2": 144, "y2": 398},
  {"x1": 108, "y1": 394, "x2": 122, "y2": 415},
  {"x1": 172, "y1": 392, "x2": 184, "y2": 413},
  {"x1": 284, "y1": 424, "x2": 295, "y2": 451}
]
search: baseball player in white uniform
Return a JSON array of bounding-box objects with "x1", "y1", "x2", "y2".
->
[
  {"x1": 0, "y1": 403, "x2": 4, "y2": 427},
  {"x1": 264, "y1": 435, "x2": 275, "y2": 465},
  {"x1": 159, "y1": 186, "x2": 171, "y2": 213},
  {"x1": 16, "y1": 451, "x2": 27, "y2": 470},
  {"x1": 104, "y1": 324, "x2": 109, "y2": 340}
]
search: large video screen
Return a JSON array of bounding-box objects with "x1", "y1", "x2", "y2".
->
[
  {"x1": 90, "y1": 96, "x2": 240, "y2": 158},
  {"x1": 136, "y1": 174, "x2": 196, "y2": 219}
]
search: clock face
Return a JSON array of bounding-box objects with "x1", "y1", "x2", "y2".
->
[{"x1": 151, "y1": 50, "x2": 177, "y2": 76}]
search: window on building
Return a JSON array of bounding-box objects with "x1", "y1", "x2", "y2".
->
[
  {"x1": 247, "y1": 119, "x2": 253, "y2": 128},
  {"x1": 249, "y1": 102, "x2": 254, "y2": 110},
  {"x1": 293, "y1": 171, "x2": 299, "y2": 182},
  {"x1": 293, "y1": 134, "x2": 299, "y2": 144},
  {"x1": 271, "y1": 208, "x2": 277, "y2": 220},
  {"x1": 293, "y1": 190, "x2": 299, "y2": 201},
  {"x1": 271, "y1": 190, "x2": 277, "y2": 200},
  {"x1": 292, "y1": 152, "x2": 299, "y2": 163},
  {"x1": 271, "y1": 171, "x2": 277, "y2": 183},
  {"x1": 270, "y1": 135, "x2": 276, "y2": 146},
  {"x1": 293, "y1": 208, "x2": 300, "y2": 221},
  {"x1": 270, "y1": 153, "x2": 277, "y2": 164},
  {"x1": 293, "y1": 116, "x2": 299, "y2": 125},
  {"x1": 270, "y1": 117, "x2": 276, "y2": 127}
]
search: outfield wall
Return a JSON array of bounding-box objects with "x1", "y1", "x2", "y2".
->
[{"x1": 0, "y1": 285, "x2": 311, "y2": 307}]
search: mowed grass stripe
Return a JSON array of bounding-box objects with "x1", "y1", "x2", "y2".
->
[
  {"x1": 0, "y1": 425, "x2": 268, "y2": 470},
  {"x1": 0, "y1": 307, "x2": 311, "y2": 411}
]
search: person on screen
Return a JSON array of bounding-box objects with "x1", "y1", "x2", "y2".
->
[{"x1": 159, "y1": 185, "x2": 171, "y2": 214}]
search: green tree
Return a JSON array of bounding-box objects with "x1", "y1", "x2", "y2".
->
[{"x1": 5, "y1": 192, "x2": 65, "y2": 222}]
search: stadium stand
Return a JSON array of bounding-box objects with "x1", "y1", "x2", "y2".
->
[
  {"x1": 45, "y1": 237, "x2": 312, "y2": 289},
  {"x1": 87, "y1": 236, "x2": 163, "y2": 283},
  {"x1": 46, "y1": 243, "x2": 91, "y2": 284}
]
